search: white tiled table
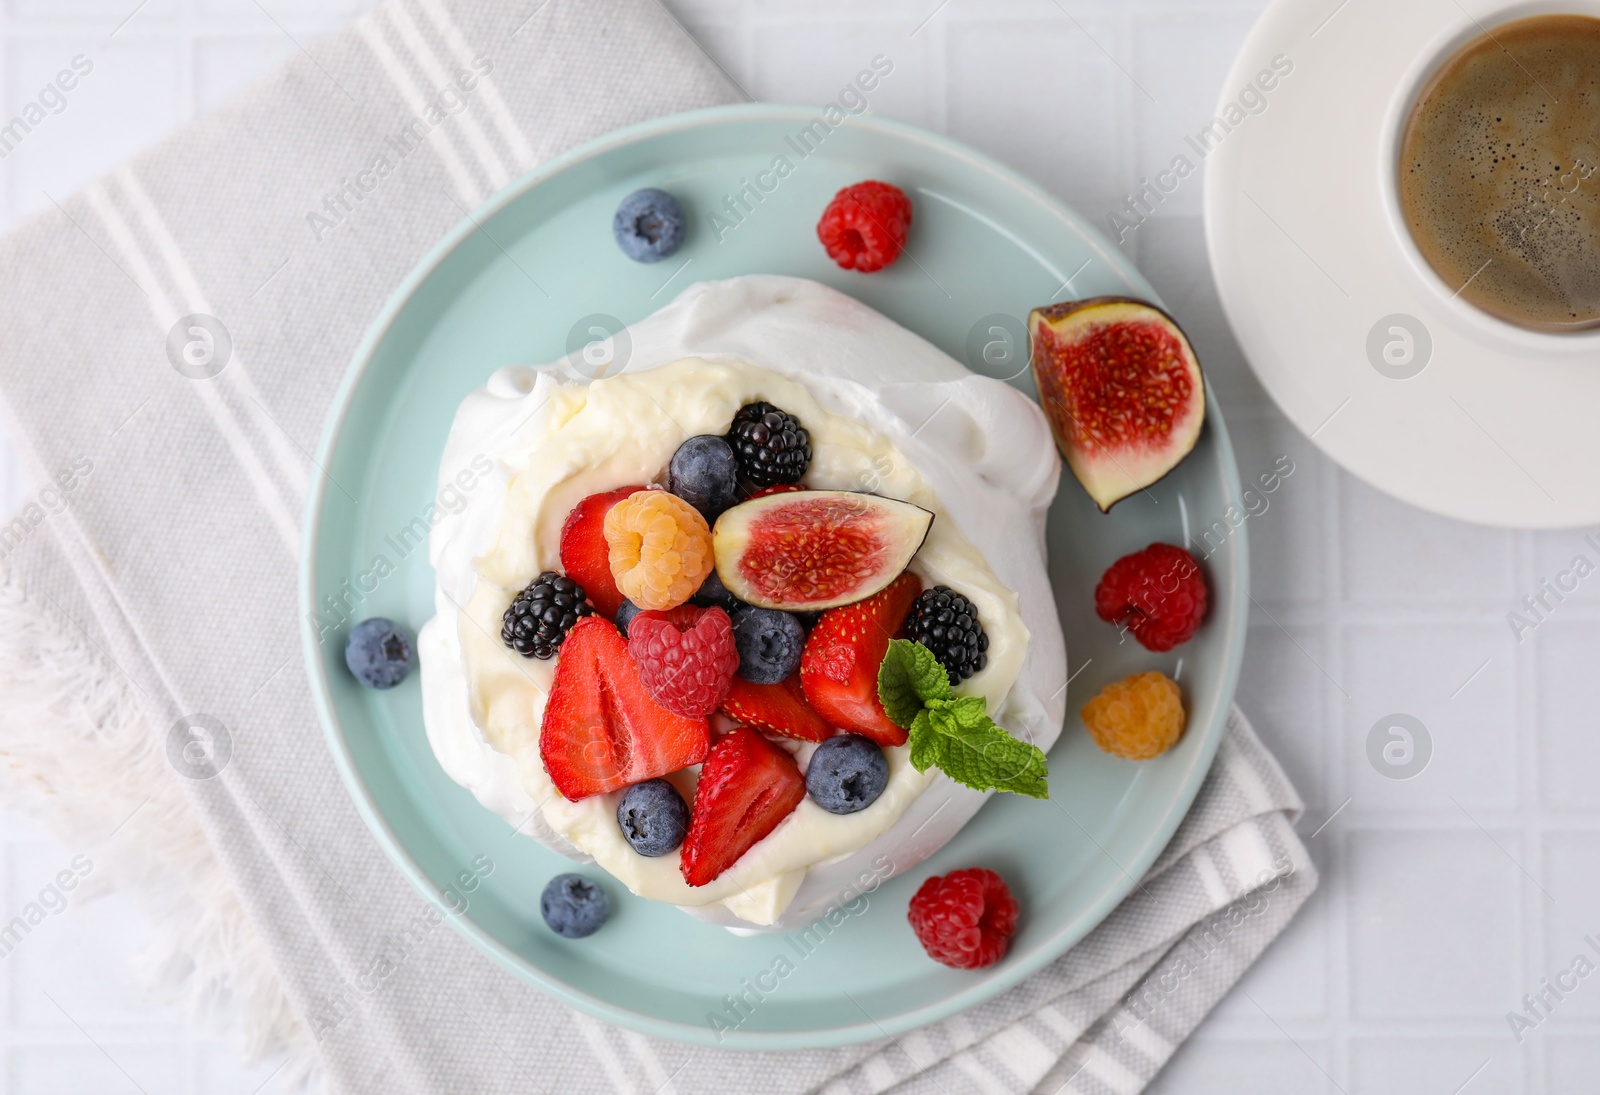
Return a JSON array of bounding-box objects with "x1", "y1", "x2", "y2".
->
[{"x1": 0, "y1": 2, "x2": 1593, "y2": 1092}]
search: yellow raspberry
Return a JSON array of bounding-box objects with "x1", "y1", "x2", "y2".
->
[
  {"x1": 603, "y1": 490, "x2": 713, "y2": 610},
  {"x1": 1081, "y1": 671, "x2": 1185, "y2": 760}
]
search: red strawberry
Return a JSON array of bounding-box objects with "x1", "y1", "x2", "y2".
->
[
  {"x1": 628, "y1": 606, "x2": 740, "y2": 719},
  {"x1": 800, "y1": 572, "x2": 921, "y2": 746},
  {"x1": 560, "y1": 485, "x2": 646, "y2": 619},
  {"x1": 721, "y1": 674, "x2": 835, "y2": 743},
  {"x1": 539, "y1": 617, "x2": 709, "y2": 800},
  {"x1": 680, "y1": 727, "x2": 805, "y2": 886}
]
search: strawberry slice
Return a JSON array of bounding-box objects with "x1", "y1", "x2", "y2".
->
[
  {"x1": 720, "y1": 674, "x2": 834, "y2": 743},
  {"x1": 560, "y1": 485, "x2": 646, "y2": 619},
  {"x1": 800, "y1": 572, "x2": 921, "y2": 746},
  {"x1": 539, "y1": 617, "x2": 709, "y2": 800},
  {"x1": 680, "y1": 727, "x2": 805, "y2": 887}
]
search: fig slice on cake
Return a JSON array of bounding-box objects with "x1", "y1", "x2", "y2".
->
[
  {"x1": 712, "y1": 489, "x2": 932, "y2": 611},
  {"x1": 1028, "y1": 297, "x2": 1205, "y2": 512}
]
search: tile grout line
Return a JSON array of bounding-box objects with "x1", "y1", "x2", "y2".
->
[
  {"x1": 928, "y1": 0, "x2": 947, "y2": 137},
  {"x1": 1516, "y1": 525, "x2": 1544, "y2": 1095},
  {"x1": 0, "y1": 0, "x2": 12, "y2": 236},
  {"x1": 1116, "y1": 9, "x2": 1137, "y2": 218},
  {"x1": 1322, "y1": 447, "x2": 1352, "y2": 1091}
]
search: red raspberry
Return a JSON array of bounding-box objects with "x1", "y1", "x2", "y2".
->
[
  {"x1": 817, "y1": 181, "x2": 912, "y2": 273},
  {"x1": 627, "y1": 605, "x2": 739, "y2": 719},
  {"x1": 1094, "y1": 543, "x2": 1208, "y2": 653},
  {"x1": 907, "y1": 867, "x2": 1019, "y2": 970}
]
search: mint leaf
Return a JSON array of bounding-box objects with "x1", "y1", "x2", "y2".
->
[
  {"x1": 878, "y1": 639, "x2": 951, "y2": 729},
  {"x1": 910, "y1": 696, "x2": 1049, "y2": 799},
  {"x1": 907, "y1": 708, "x2": 940, "y2": 773},
  {"x1": 939, "y1": 695, "x2": 992, "y2": 731},
  {"x1": 883, "y1": 638, "x2": 1048, "y2": 798}
]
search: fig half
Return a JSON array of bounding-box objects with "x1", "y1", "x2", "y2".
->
[
  {"x1": 1028, "y1": 296, "x2": 1205, "y2": 512},
  {"x1": 712, "y1": 490, "x2": 932, "y2": 611}
]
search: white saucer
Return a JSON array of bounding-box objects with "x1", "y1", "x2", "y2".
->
[{"x1": 1206, "y1": 0, "x2": 1600, "y2": 528}]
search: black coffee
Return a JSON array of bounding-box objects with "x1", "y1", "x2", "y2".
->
[{"x1": 1399, "y1": 14, "x2": 1600, "y2": 330}]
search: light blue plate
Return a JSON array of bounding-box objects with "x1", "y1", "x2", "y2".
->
[{"x1": 301, "y1": 103, "x2": 1247, "y2": 1049}]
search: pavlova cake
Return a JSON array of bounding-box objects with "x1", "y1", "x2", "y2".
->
[{"x1": 417, "y1": 274, "x2": 1068, "y2": 932}]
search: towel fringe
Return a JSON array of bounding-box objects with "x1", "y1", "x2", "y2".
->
[{"x1": 0, "y1": 568, "x2": 323, "y2": 1089}]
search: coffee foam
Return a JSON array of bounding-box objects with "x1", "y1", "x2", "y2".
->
[{"x1": 1398, "y1": 14, "x2": 1600, "y2": 330}]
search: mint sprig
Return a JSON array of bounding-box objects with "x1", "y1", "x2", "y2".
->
[
  {"x1": 878, "y1": 639, "x2": 1049, "y2": 799},
  {"x1": 878, "y1": 637, "x2": 950, "y2": 724}
]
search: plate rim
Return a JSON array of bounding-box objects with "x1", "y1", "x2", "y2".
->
[{"x1": 300, "y1": 100, "x2": 1247, "y2": 1049}]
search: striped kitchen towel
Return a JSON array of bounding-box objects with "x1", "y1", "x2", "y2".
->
[{"x1": 0, "y1": 1, "x2": 1317, "y2": 1092}]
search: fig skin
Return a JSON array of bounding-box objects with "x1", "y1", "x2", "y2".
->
[{"x1": 1027, "y1": 296, "x2": 1205, "y2": 512}]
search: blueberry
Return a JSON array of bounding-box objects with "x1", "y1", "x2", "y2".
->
[
  {"x1": 669, "y1": 435, "x2": 740, "y2": 519},
  {"x1": 615, "y1": 598, "x2": 643, "y2": 637},
  {"x1": 730, "y1": 605, "x2": 805, "y2": 684},
  {"x1": 616, "y1": 779, "x2": 690, "y2": 857},
  {"x1": 540, "y1": 873, "x2": 610, "y2": 938},
  {"x1": 691, "y1": 569, "x2": 741, "y2": 611},
  {"x1": 613, "y1": 188, "x2": 685, "y2": 263},
  {"x1": 806, "y1": 734, "x2": 889, "y2": 814},
  {"x1": 344, "y1": 618, "x2": 416, "y2": 689}
]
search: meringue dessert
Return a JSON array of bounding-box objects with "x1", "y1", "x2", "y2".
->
[{"x1": 418, "y1": 275, "x2": 1066, "y2": 931}]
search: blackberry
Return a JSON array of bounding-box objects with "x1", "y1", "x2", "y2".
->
[
  {"x1": 502, "y1": 571, "x2": 594, "y2": 659},
  {"x1": 905, "y1": 586, "x2": 989, "y2": 683},
  {"x1": 726, "y1": 402, "x2": 811, "y2": 487}
]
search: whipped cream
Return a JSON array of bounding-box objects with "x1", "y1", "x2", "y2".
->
[{"x1": 418, "y1": 276, "x2": 1067, "y2": 930}]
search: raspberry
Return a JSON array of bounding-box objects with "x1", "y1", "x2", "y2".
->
[
  {"x1": 1081, "y1": 671, "x2": 1185, "y2": 760},
  {"x1": 604, "y1": 490, "x2": 714, "y2": 611},
  {"x1": 817, "y1": 181, "x2": 912, "y2": 273},
  {"x1": 627, "y1": 605, "x2": 740, "y2": 719},
  {"x1": 907, "y1": 867, "x2": 1019, "y2": 970},
  {"x1": 1094, "y1": 543, "x2": 1208, "y2": 652}
]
